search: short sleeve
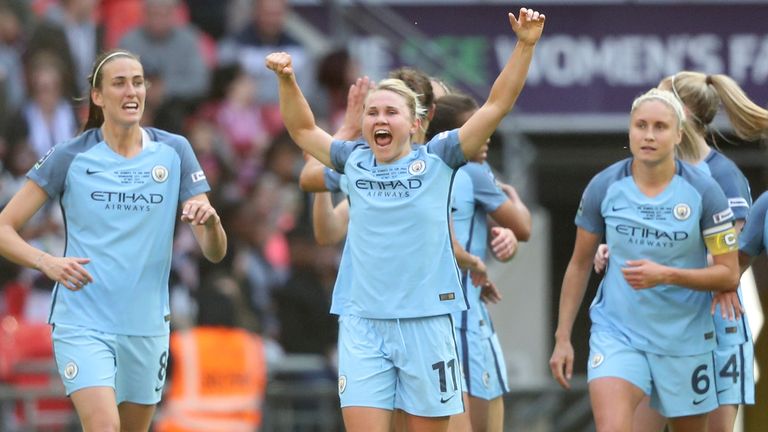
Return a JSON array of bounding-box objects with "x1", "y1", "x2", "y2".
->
[
  {"x1": 698, "y1": 179, "x2": 734, "y2": 233},
  {"x1": 176, "y1": 136, "x2": 210, "y2": 202},
  {"x1": 574, "y1": 175, "x2": 608, "y2": 235},
  {"x1": 740, "y1": 192, "x2": 768, "y2": 257},
  {"x1": 324, "y1": 167, "x2": 342, "y2": 193},
  {"x1": 27, "y1": 146, "x2": 73, "y2": 198},
  {"x1": 330, "y1": 140, "x2": 364, "y2": 173},
  {"x1": 425, "y1": 129, "x2": 466, "y2": 169},
  {"x1": 463, "y1": 162, "x2": 506, "y2": 212}
]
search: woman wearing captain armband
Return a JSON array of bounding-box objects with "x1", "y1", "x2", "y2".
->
[
  {"x1": 266, "y1": 7, "x2": 544, "y2": 432},
  {"x1": 592, "y1": 71, "x2": 768, "y2": 432},
  {"x1": 549, "y1": 88, "x2": 740, "y2": 432}
]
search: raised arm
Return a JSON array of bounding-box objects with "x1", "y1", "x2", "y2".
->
[
  {"x1": 266, "y1": 52, "x2": 334, "y2": 166},
  {"x1": 299, "y1": 76, "x2": 372, "y2": 192},
  {"x1": 459, "y1": 7, "x2": 545, "y2": 159}
]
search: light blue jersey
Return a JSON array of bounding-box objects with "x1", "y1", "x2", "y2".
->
[
  {"x1": 329, "y1": 129, "x2": 467, "y2": 318},
  {"x1": 29, "y1": 128, "x2": 209, "y2": 336},
  {"x1": 324, "y1": 167, "x2": 342, "y2": 192},
  {"x1": 740, "y1": 191, "x2": 768, "y2": 258},
  {"x1": 451, "y1": 162, "x2": 508, "y2": 338},
  {"x1": 578, "y1": 158, "x2": 734, "y2": 356},
  {"x1": 696, "y1": 149, "x2": 752, "y2": 346}
]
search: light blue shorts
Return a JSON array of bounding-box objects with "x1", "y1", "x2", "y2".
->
[
  {"x1": 52, "y1": 324, "x2": 169, "y2": 404},
  {"x1": 337, "y1": 314, "x2": 464, "y2": 417},
  {"x1": 455, "y1": 329, "x2": 509, "y2": 400},
  {"x1": 588, "y1": 331, "x2": 718, "y2": 418},
  {"x1": 714, "y1": 340, "x2": 755, "y2": 406}
]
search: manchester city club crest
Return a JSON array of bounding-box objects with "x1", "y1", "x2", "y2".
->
[
  {"x1": 64, "y1": 361, "x2": 79, "y2": 380},
  {"x1": 408, "y1": 159, "x2": 426, "y2": 175},
  {"x1": 673, "y1": 203, "x2": 691, "y2": 221},
  {"x1": 152, "y1": 165, "x2": 169, "y2": 183},
  {"x1": 590, "y1": 353, "x2": 604, "y2": 368},
  {"x1": 338, "y1": 375, "x2": 347, "y2": 394}
]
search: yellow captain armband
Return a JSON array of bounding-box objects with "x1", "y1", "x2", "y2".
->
[{"x1": 703, "y1": 223, "x2": 738, "y2": 255}]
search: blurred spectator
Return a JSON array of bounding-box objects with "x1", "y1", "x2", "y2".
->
[
  {"x1": 155, "y1": 272, "x2": 267, "y2": 432},
  {"x1": 218, "y1": 0, "x2": 314, "y2": 107},
  {"x1": 98, "y1": 0, "x2": 143, "y2": 49},
  {"x1": 118, "y1": 0, "x2": 209, "y2": 104},
  {"x1": 0, "y1": 119, "x2": 62, "y2": 319},
  {"x1": 274, "y1": 224, "x2": 338, "y2": 357},
  {"x1": 261, "y1": 129, "x2": 308, "y2": 229},
  {"x1": 0, "y1": 118, "x2": 33, "y2": 207},
  {"x1": 0, "y1": 0, "x2": 30, "y2": 120},
  {"x1": 18, "y1": 52, "x2": 78, "y2": 158},
  {"x1": 231, "y1": 193, "x2": 285, "y2": 340},
  {"x1": 314, "y1": 47, "x2": 359, "y2": 132},
  {"x1": 26, "y1": 0, "x2": 102, "y2": 99},
  {"x1": 185, "y1": 116, "x2": 239, "y2": 204},
  {"x1": 196, "y1": 64, "x2": 278, "y2": 191},
  {"x1": 183, "y1": 0, "x2": 232, "y2": 40}
]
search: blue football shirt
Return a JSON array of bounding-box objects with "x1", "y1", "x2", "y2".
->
[
  {"x1": 328, "y1": 129, "x2": 467, "y2": 318},
  {"x1": 451, "y1": 162, "x2": 508, "y2": 338},
  {"x1": 29, "y1": 128, "x2": 210, "y2": 336},
  {"x1": 577, "y1": 158, "x2": 734, "y2": 355},
  {"x1": 696, "y1": 149, "x2": 752, "y2": 345}
]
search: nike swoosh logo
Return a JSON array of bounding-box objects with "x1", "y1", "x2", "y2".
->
[
  {"x1": 86, "y1": 168, "x2": 103, "y2": 175},
  {"x1": 612, "y1": 205, "x2": 629, "y2": 212},
  {"x1": 154, "y1": 385, "x2": 164, "y2": 392},
  {"x1": 440, "y1": 393, "x2": 456, "y2": 404},
  {"x1": 692, "y1": 397, "x2": 708, "y2": 405},
  {"x1": 356, "y1": 161, "x2": 371, "y2": 172}
]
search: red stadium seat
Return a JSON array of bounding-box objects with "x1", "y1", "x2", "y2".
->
[{"x1": 0, "y1": 316, "x2": 74, "y2": 430}]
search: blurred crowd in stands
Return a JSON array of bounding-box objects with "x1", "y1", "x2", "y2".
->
[{"x1": 0, "y1": 0, "x2": 349, "y2": 375}]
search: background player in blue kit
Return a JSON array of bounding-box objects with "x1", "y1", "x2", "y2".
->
[
  {"x1": 549, "y1": 88, "x2": 740, "y2": 432},
  {"x1": 0, "y1": 49, "x2": 227, "y2": 431},
  {"x1": 265, "y1": 7, "x2": 544, "y2": 432},
  {"x1": 592, "y1": 71, "x2": 768, "y2": 432},
  {"x1": 426, "y1": 93, "x2": 531, "y2": 432}
]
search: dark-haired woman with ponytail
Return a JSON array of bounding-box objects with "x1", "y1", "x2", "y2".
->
[{"x1": 0, "y1": 49, "x2": 227, "y2": 431}]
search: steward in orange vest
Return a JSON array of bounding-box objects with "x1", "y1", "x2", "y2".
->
[{"x1": 156, "y1": 283, "x2": 267, "y2": 432}]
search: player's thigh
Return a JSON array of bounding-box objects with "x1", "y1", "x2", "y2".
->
[
  {"x1": 587, "y1": 331, "x2": 649, "y2": 429},
  {"x1": 342, "y1": 406, "x2": 392, "y2": 432},
  {"x1": 446, "y1": 393, "x2": 472, "y2": 432},
  {"x1": 631, "y1": 395, "x2": 667, "y2": 432},
  {"x1": 118, "y1": 401, "x2": 156, "y2": 432},
  {"x1": 70, "y1": 386, "x2": 119, "y2": 430}
]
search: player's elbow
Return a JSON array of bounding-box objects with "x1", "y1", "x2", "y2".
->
[{"x1": 516, "y1": 225, "x2": 531, "y2": 242}]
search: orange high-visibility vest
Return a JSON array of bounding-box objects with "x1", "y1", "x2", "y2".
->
[{"x1": 155, "y1": 327, "x2": 267, "y2": 432}]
